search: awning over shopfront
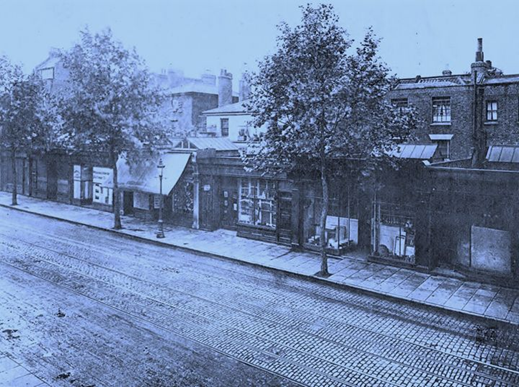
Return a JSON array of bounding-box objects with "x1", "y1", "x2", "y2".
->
[{"x1": 104, "y1": 153, "x2": 191, "y2": 195}]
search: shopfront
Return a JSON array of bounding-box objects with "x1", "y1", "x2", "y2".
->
[
  {"x1": 236, "y1": 177, "x2": 279, "y2": 243},
  {"x1": 372, "y1": 201, "x2": 416, "y2": 264},
  {"x1": 302, "y1": 182, "x2": 360, "y2": 256},
  {"x1": 107, "y1": 152, "x2": 193, "y2": 225}
]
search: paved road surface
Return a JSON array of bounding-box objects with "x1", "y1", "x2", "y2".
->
[{"x1": 1, "y1": 208, "x2": 518, "y2": 387}]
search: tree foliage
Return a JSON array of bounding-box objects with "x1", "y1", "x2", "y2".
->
[
  {"x1": 0, "y1": 56, "x2": 59, "y2": 205},
  {"x1": 246, "y1": 4, "x2": 417, "y2": 275},
  {"x1": 59, "y1": 28, "x2": 172, "y2": 229}
]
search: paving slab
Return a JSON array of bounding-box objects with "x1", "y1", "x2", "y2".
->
[
  {"x1": 463, "y1": 288, "x2": 498, "y2": 315},
  {"x1": 408, "y1": 276, "x2": 444, "y2": 301},
  {"x1": 444, "y1": 282, "x2": 481, "y2": 310},
  {"x1": 426, "y1": 279, "x2": 463, "y2": 306},
  {"x1": 0, "y1": 366, "x2": 30, "y2": 385},
  {"x1": 0, "y1": 356, "x2": 18, "y2": 373},
  {"x1": 391, "y1": 273, "x2": 429, "y2": 298},
  {"x1": 7, "y1": 373, "x2": 45, "y2": 387},
  {"x1": 375, "y1": 270, "x2": 412, "y2": 294}
]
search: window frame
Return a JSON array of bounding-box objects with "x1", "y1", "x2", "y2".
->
[
  {"x1": 220, "y1": 118, "x2": 229, "y2": 137},
  {"x1": 486, "y1": 101, "x2": 498, "y2": 122},
  {"x1": 238, "y1": 178, "x2": 277, "y2": 228},
  {"x1": 391, "y1": 98, "x2": 409, "y2": 114},
  {"x1": 432, "y1": 97, "x2": 451, "y2": 123},
  {"x1": 434, "y1": 139, "x2": 451, "y2": 160}
]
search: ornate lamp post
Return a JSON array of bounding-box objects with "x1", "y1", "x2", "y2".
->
[{"x1": 156, "y1": 158, "x2": 165, "y2": 238}]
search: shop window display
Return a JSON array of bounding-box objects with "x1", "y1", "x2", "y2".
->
[
  {"x1": 373, "y1": 201, "x2": 415, "y2": 263},
  {"x1": 238, "y1": 178, "x2": 277, "y2": 228},
  {"x1": 304, "y1": 186, "x2": 359, "y2": 255},
  {"x1": 172, "y1": 181, "x2": 194, "y2": 214}
]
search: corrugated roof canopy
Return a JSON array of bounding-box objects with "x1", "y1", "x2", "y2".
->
[
  {"x1": 104, "y1": 153, "x2": 191, "y2": 195},
  {"x1": 389, "y1": 144, "x2": 438, "y2": 160}
]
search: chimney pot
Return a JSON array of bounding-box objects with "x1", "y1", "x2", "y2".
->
[{"x1": 476, "y1": 38, "x2": 484, "y2": 62}]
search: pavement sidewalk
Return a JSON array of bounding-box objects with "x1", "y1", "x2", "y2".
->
[{"x1": 1, "y1": 192, "x2": 518, "y2": 326}]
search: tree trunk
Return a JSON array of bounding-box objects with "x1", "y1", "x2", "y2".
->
[
  {"x1": 11, "y1": 148, "x2": 18, "y2": 206},
  {"x1": 28, "y1": 156, "x2": 33, "y2": 197},
  {"x1": 318, "y1": 160, "x2": 330, "y2": 277},
  {"x1": 112, "y1": 153, "x2": 122, "y2": 229}
]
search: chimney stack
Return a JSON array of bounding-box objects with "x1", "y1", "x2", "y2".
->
[
  {"x1": 167, "y1": 68, "x2": 184, "y2": 87},
  {"x1": 201, "y1": 71, "x2": 216, "y2": 85},
  {"x1": 471, "y1": 38, "x2": 489, "y2": 80},
  {"x1": 218, "y1": 69, "x2": 233, "y2": 107},
  {"x1": 239, "y1": 73, "x2": 251, "y2": 101}
]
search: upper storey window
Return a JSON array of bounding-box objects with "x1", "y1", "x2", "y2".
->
[
  {"x1": 486, "y1": 101, "x2": 498, "y2": 122},
  {"x1": 221, "y1": 118, "x2": 229, "y2": 137},
  {"x1": 432, "y1": 97, "x2": 451, "y2": 123},
  {"x1": 391, "y1": 98, "x2": 408, "y2": 114},
  {"x1": 39, "y1": 67, "x2": 54, "y2": 80}
]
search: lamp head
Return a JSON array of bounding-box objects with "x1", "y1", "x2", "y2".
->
[{"x1": 157, "y1": 158, "x2": 165, "y2": 177}]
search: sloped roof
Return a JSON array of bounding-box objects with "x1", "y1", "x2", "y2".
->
[
  {"x1": 35, "y1": 56, "x2": 61, "y2": 71},
  {"x1": 389, "y1": 144, "x2": 438, "y2": 160},
  {"x1": 484, "y1": 75, "x2": 519, "y2": 85},
  {"x1": 203, "y1": 100, "x2": 249, "y2": 115},
  {"x1": 104, "y1": 153, "x2": 191, "y2": 194},
  {"x1": 396, "y1": 75, "x2": 471, "y2": 90},
  {"x1": 173, "y1": 137, "x2": 239, "y2": 151},
  {"x1": 486, "y1": 145, "x2": 519, "y2": 163}
]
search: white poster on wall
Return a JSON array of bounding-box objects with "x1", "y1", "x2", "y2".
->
[{"x1": 93, "y1": 167, "x2": 113, "y2": 205}]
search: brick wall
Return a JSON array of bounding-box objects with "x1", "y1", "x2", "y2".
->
[{"x1": 389, "y1": 80, "x2": 519, "y2": 160}]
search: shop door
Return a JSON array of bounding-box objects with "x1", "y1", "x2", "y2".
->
[
  {"x1": 220, "y1": 188, "x2": 238, "y2": 230},
  {"x1": 30, "y1": 159, "x2": 37, "y2": 197},
  {"x1": 200, "y1": 186, "x2": 214, "y2": 230},
  {"x1": 123, "y1": 191, "x2": 134, "y2": 215},
  {"x1": 276, "y1": 191, "x2": 292, "y2": 245}
]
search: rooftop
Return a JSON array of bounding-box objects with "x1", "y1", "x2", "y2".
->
[
  {"x1": 203, "y1": 100, "x2": 249, "y2": 115},
  {"x1": 172, "y1": 137, "x2": 240, "y2": 151}
]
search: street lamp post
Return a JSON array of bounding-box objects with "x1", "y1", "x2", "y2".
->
[{"x1": 156, "y1": 158, "x2": 165, "y2": 238}]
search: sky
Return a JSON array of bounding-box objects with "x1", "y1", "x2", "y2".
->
[{"x1": 1, "y1": 0, "x2": 519, "y2": 85}]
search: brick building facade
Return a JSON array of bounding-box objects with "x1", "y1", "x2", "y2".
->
[{"x1": 389, "y1": 39, "x2": 519, "y2": 163}]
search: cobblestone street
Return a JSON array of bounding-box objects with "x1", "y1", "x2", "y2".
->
[{"x1": 1, "y1": 208, "x2": 519, "y2": 386}]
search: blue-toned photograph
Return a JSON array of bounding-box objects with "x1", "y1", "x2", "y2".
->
[{"x1": 1, "y1": 1, "x2": 518, "y2": 386}]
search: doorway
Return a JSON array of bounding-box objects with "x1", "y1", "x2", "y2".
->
[{"x1": 123, "y1": 191, "x2": 134, "y2": 215}]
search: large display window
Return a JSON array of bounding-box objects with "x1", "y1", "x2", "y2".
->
[
  {"x1": 238, "y1": 178, "x2": 277, "y2": 228},
  {"x1": 372, "y1": 201, "x2": 416, "y2": 263},
  {"x1": 303, "y1": 184, "x2": 359, "y2": 255}
]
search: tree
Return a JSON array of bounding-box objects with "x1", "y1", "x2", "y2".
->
[
  {"x1": 59, "y1": 28, "x2": 171, "y2": 229},
  {"x1": 0, "y1": 56, "x2": 57, "y2": 205},
  {"x1": 246, "y1": 4, "x2": 415, "y2": 276}
]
